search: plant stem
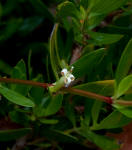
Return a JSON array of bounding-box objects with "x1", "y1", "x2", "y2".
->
[
  {"x1": 115, "y1": 100, "x2": 132, "y2": 106},
  {"x1": 49, "y1": 76, "x2": 65, "y2": 93},
  {"x1": 62, "y1": 87, "x2": 113, "y2": 104},
  {"x1": 1, "y1": 77, "x2": 132, "y2": 106},
  {"x1": 0, "y1": 77, "x2": 52, "y2": 88}
]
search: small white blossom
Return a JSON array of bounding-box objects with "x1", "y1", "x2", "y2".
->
[
  {"x1": 61, "y1": 68, "x2": 68, "y2": 76},
  {"x1": 61, "y1": 67, "x2": 75, "y2": 87}
]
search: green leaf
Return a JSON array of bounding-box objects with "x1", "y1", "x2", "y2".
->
[
  {"x1": 72, "y1": 48, "x2": 106, "y2": 78},
  {"x1": 87, "y1": 14, "x2": 106, "y2": 29},
  {"x1": 39, "y1": 119, "x2": 59, "y2": 124},
  {"x1": 11, "y1": 59, "x2": 26, "y2": 79},
  {"x1": 91, "y1": 101, "x2": 102, "y2": 126},
  {"x1": 87, "y1": 31, "x2": 123, "y2": 45},
  {"x1": 57, "y1": 1, "x2": 80, "y2": 19},
  {"x1": 87, "y1": 0, "x2": 127, "y2": 29},
  {"x1": 11, "y1": 59, "x2": 30, "y2": 96},
  {"x1": 116, "y1": 74, "x2": 132, "y2": 98},
  {"x1": 114, "y1": 104, "x2": 132, "y2": 118},
  {"x1": 75, "y1": 80, "x2": 114, "y2": 96},
  {"x1": 0, "y1": 128, "x2": 31, "y2": 141},
  {"x1": 64, "y1": 100, "x2": 76, "y2": 127},
  {"x1": 91, "y1": 110, "x2": 131, "y2": 130},
  {"x1": 84, "y1": 99, "x2": 93, "y2": 126},
  {"x1": 115, "y1": 39, "x2": 132, "y2": 88},
  {"x1": 30, "y1": 74, "x2": 44, "y2": 105},
  {"x1": 0, "y1": 85, "x2": 34, "y2": 107},
  {"x1": 44, "y1": 94, "x2": 63, "y2": 116},
  {"x1": 89, "y1": 0, "x2": 127, "y2": 15},
  {"x1": 49, "y1": 24, "x2": 60, "y2": 80},
  {"x1": 34, "y1": 94, "x2": 63, "y2": 117},
  {"x1": 79, "y1": 129, "x2": 120, "y2": 150}
]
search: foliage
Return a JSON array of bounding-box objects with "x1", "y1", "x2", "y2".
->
[{"x1": 0, "y1": 0, "x2": 132, "y2": 149}]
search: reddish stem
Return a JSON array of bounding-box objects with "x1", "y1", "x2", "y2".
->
[
  {"x1": 63, "y1": 87, "x2": 113, "y2": 104},
  {"x1": 1, "y1": 77, "x2": 132, "y2": 106},
  {"x1": 0, "y1": 77, "x2": 52, "y2": 88}
]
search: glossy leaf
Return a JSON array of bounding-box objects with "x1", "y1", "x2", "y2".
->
[
  {"x1": 114, "y1": 104, "x2": 132, "y2": 118},
  {"x1": 87, "y1": 31, "x2": 123, "y2": 45},
  {"x1": 116, "y1": 74, "x2": 132, "y2": 98},
  {"x1": 89, "y1": 0, "x2": 127, "y2": 15},
  {"x1": 30, "y1": 74, "x2": 44, "y2": 105},
  {"x1": 72, "y1": 48, "x2": 106, "y2": 78},
  {"x1": 49, "y1": 24, "x2": 60, "y2": 80},
  {"x1": 75, "y1": 80, "x2": 114, "y2": 96},
  {"x1": 87, "y1": 0, "x2": 127, "y2": 29},
  {"x1": 91, "y1": 101, "x2": 102, "y2": 126},
  {"x1": 87, "y1": 14, "x2": 106, "y2": 29},
  {"x1": 44, "y1": 94, "x2": 63, "y2": 116},
  {"x1": 57, "y1": 1, "x2": 80, "y2": 19},
  {"x1": 11, "y1": 59, "x2": 30, "y2": 96},
  {"x1": 64, "y1": 100, "x2": 76, "y2": 127},
  {"x1": 0, "y1": 85, "x2": 35, "y2": 107},
  {"x1": 115, "y1": 38, "x2": 132, "y2": 88},
  {"x1": 0, "y1": 128, "x2": 31, "y2": 141},
  {"x1": 91, "y1": 110, "x2": 131, "y2": 130}
]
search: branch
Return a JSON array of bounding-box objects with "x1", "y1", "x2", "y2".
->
[
  {"x1": 0, "y1": 77, "x2": 52, "y2": 88},
  {"x1": 1, "y1": 77, "x2": 132, "y2": 106},
  {"x1": 62, "y1": 87, "x2": 113, "y2": 104},
  {"x1": 115, "y1": 100, "x2": 132, "y2": 106}
]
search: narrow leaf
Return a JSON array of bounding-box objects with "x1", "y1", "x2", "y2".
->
[
  {"x1": 75, "y1": 80, "x2": 114, "y2": 96},
  {"x1": 89, "y1": 0, "x2": 127, "y2": 15},
  {"x1": 117, "y1": 74, "x2": 132, "y2": 98},
  {"x1": 57, "y1": 1, "x2": 80, "y2": 19},
  {"x1": 11, "y1": 59, "x2": 29, "y2": 96},
  {"x1": 87, "y1": 31, "x2": 123, "y2": 45},
  {"x1": 92, "y1": 110, "x2": 131, "y2": 130},
  {"x1": 114, "y1": 104, "x2": 132, "y2": 119},
  {"x1": 115, "y1": 38, "x2": 132, "y2": 87},
  {"x1": 91, "y1": 101, "x2": 102, "y2": 126},
  {"x1": 0, "y1": 85, "x2": 34, "y2": 107},
  {"x1": 88, "y1": 0, "x2": 127, "y2": 29},
  {"x1": 50, "y1": 24, "x2": 60, "y2": 80},
  {"x1": 44, "y1": 94, "x2": 63, "y2": 116},
  {"x1": 72, "y1": 48, "x2": 106, "y2": 78}
]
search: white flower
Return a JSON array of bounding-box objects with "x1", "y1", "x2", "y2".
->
[
  {"x1": 61, "y1": 68, "x2": 68, "y2": 76},
  {"x1": 61, "y1": 67, "x2": 75, "y2": 87}
]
